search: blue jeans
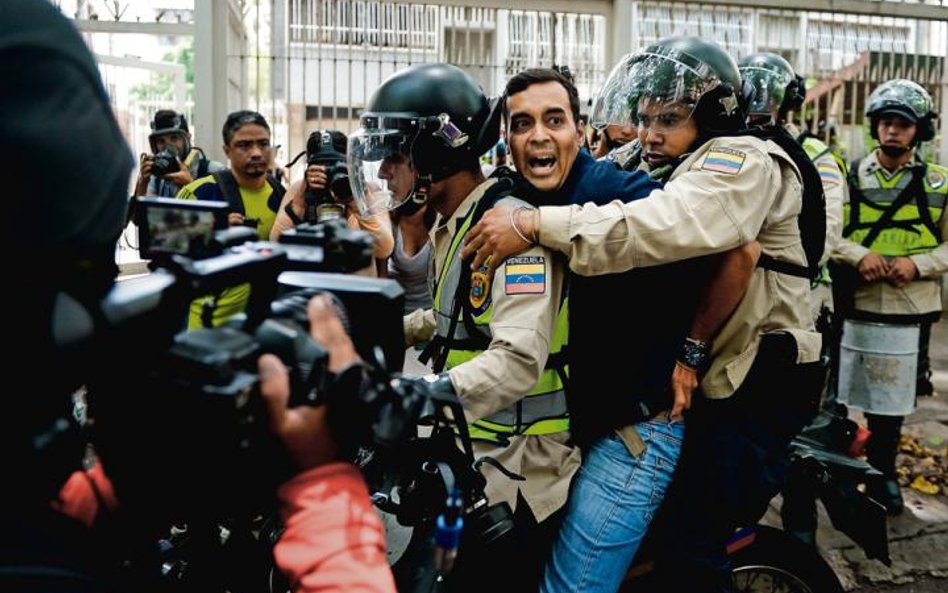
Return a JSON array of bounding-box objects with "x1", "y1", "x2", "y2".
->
[{"x1": 541, "y1": 419, "x2": 685, "y2": 593}]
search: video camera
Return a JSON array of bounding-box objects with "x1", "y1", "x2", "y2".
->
[{"x1": 63, "y1": 198, "x2": 403, "y2": 517}]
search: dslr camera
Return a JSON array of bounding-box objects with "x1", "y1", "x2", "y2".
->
[
  {"x1": 151, "y1": 144, "x2": 182, "y2": 177},
  {"x1": 289, "y1": 130, "x2": 353, "y2": 223}
]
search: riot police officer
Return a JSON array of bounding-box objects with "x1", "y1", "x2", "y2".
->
[
  {"x1": 833, "y1": 79, "x2": 947, "y2": 514},
  {"x1": 463, "y1": 36, "x2": 824, "y2": 593},
  {"x1": 739, "y1": 52, "x2": 847, "y2": 321},
  {"x1": 348, "y1": 63, "x2": 578, "y2": 592}
]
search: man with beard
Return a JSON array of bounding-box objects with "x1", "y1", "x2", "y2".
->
[
  {"x1": 178, "y1": 110, "x2": 285, "y2": 328},
  {"x1": 832, "y1": 80, "x2": 947, "y2": 514}
]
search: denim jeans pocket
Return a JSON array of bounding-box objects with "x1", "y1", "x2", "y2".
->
[{"x1": 640, "y1": 419, "x2": 685, "y2": 464}]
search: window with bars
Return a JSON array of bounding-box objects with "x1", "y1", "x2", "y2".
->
[{"x1": 288, "y1": 0, "x2": 438, "y2": 50}]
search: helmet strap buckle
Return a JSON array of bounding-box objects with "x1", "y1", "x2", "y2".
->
[
  {"x1": 408, "y1": 175, "x2": 432, "y2": 208},
  {"x1": 429, "y1": 113, "x2": 469, "y2": 149}
]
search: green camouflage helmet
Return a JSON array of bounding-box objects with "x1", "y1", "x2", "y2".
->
[{"x1": 866, "y1": 79, "x2": 937, "y2": 142}]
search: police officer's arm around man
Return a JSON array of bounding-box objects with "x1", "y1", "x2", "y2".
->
[{"x1": 464, "y1": 38, "x2": 822, "y2": 593}]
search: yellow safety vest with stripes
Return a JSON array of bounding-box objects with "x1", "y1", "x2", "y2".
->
[
  {"x1": 844, "y1": 158, "x2": 947, "y2": 256},
  {"x1": 433, "y1": 195, "x2": 570, "y2": 444}
]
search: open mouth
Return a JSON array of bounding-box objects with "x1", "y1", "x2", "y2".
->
[
  {"x1": 644, "y1": 152, "x2": 668, "y2": 167},
  {"x1": 527, "y1": 155, "x2": 557, "y2": 176}
]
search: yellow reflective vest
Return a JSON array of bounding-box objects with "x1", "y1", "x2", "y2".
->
[
  {"x1": 844, "y1": 159, "x2": 947, "y2": 256},
  {"x1": 432, "y1": 195, "x2": 570, "y2": 444}
]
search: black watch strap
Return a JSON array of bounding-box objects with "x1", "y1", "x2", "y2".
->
[
  {"x1": 678, "y1": 338, "x2": 710, "y2": 374},
  {"x1": 284, "y1": 203, "x2": 304, "y2": 225}
]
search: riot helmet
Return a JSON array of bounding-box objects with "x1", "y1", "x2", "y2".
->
[
  {"x1": 738, "y1": 52, "x2": 806, "y2": 124},
  {"x1": 590, "y1": 37, "x2": 747, "y2": 141},
  {"x1": 865, "y1": 79, "x2": 937, "y2": 143},
  {"x1": 149, "y1": 109, "x2": 191, "y2": 154},
  {"x1": 348, "y1": 63, "x2": 501, "y2": 211}
]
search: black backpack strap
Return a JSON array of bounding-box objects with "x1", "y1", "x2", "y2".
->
[
  {"x1": 196, "y1": 156, "x2": 209, "y2": 179},
  {"x1": 742, "y1": 127, "x2": 826, "y2": 279},
  {"x1": 266, "y1": 174, "x2": 286, "y2": 212},
  {"x1": 856, "y1": 164, "x2": 927, "y2": 249},
  {"x1": 843, "y1": 158, "x2": 865, "y2": 237},
  {"x1": 424, "y1": 176, "x2": 522, "y2": 369},
  {"x1": 211, "y1": 170, "x2": 245, "y2": 216}
]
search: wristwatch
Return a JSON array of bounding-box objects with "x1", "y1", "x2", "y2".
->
[{"x1": 678, "y1": 337, "x2": 710, "y2": 373}]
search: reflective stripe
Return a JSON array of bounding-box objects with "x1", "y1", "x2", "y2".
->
[
  {"x1": 469, "y1": 417, "x2": 571, "y2": 441},
  {"x1": 434, "y1": 194, "x2": 570, "y2": 445},
  {"x1": 845, "y1": 164, "x2": 946, "y2": 256}
]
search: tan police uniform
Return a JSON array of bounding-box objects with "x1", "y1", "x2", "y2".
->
[
  {"x1": 833, "y1": 149, "x2": 948, "y2": 317},
  {"x1": 785, "y1": 124, "x2": 848, "y2": 319},
  {"x1": 537, "y1": 134, "x2": 822, "y2": 398},
  {"x1": 405, "y1": 178, "x2": 580, "y2": 522}
]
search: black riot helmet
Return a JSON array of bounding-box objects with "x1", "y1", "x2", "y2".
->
[
  {"x1": 591, "y1": 36, "x2": 748, "y2": 141},
  {"x1": 738, "y1": 52, "x2": 806, "y2": 124},
  {"x1": 149, "y1": 109, "x2": 192, "y2": 154},
  {"x1": 348, "y1": 63, "x2": 502, "y2": 210},
  {"x1": 866, "y1": 79, "x2": 938, "y2": 144}
]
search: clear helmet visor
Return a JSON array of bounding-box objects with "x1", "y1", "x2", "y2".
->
[
  {"x1": 590, "y1": 48, "x2": 718, "y2": 129},
  {"x1": 740, "y1": 66, "x2": 793, "y2": 118},
  {"x1": 347, "y1": 127, "x2": 417, "y2": 214}
]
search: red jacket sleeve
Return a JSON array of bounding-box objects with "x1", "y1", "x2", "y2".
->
[{"x1": 276, "y1": 462, "x2": 396, "y2": 593}]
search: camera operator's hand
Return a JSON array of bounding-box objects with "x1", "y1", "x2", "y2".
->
[
  {"x1": 308, "y1": 294, "x2": 361, "y2": 371},
  {"x1": 259, "y1": 295, "x2": 360, "y2": 470},
  {"x1": 260, "y1": 354, "x2": 336, "y2": 470},
  {"x1": 162, "y1": 156, "x2": 194, "y2": 187},
  {"x1": 134, "y1": 153, "x2": 154, "y2": 195},
  {"x1": 228, "y1": 212, "x2": 246, "y2": 227},
  {"x1": 305, "y1": 164, "x2": 329, "y2": 192}
]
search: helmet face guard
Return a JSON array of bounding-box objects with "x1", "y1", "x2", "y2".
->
[
  {"x1": 740, "y1": 66, "x2": 794, "y2": 122},
  {"x1": 347, "y1": 113, "x2": 419, "y2": 213},
  {"x1": 590, "y1": 47, "x2": 721, "y2": 131}
]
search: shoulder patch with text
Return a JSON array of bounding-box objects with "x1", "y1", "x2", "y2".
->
[
  {"x1": 701, "y1": 147, "x2": 746, "y2": 175},
  {"x1": 505, "y1": 256, "x2": 546, "y2": 295},
  {"x1": 817, "y1": 163, "x2": 843, "y2": 185},
  {"x1": 927, "y1": 169, "x2": 946, "y2": 190},
  {"x1": 469, "y1": 263, "x2": 492, "y2": 314}
]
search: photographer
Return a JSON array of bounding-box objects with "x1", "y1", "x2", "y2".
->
[
  {"x1": 272, "y1": 130, "x2": 394, "y2": 276},
  {"x1": 1, "y1": 2, "x2": 394, "y2": 592},
  {"x1": 133, "y1": 109, "x2": 225, "y2": 197},
  {"x1": 178, "y1": 110, "x2": 287, "y2": 328}
]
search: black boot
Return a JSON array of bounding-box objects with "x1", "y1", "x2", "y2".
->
[{"x1": 865, "y1": 413, "x2": 904, "y2": 515}]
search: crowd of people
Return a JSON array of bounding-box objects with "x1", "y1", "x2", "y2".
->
[{"x1": 5, "y1": 0, "x2": 946, "y2": 592}]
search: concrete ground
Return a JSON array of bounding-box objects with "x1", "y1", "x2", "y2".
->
[{"x1": 763, "y1": 317, "x2": 948, "y2": 592}]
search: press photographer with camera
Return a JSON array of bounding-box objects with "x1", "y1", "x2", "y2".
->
[
  {"x1": 1, "y1": 2, "x2": 395, "y2": 592},
  {"x1": 133, "y1": 109, "x2": 225, "y2": 197},
  {"x1": 178, "y1": 110, "x2": 290, "y2": 328},
  {"x1": 272, "y1": 130, "x2": 394, "y2": 276}
]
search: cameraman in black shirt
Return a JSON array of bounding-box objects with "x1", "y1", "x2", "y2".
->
[{"x1": 1, "y1": 2, "x2": 395, "y2": 592}]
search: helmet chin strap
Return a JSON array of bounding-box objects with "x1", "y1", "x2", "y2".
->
[
  {"x1": 398, "y1": 174, "x2": 431, "y2": 216},
  {"x1": 880, "y1": 144, "x2": 911, "y2": 157}
]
